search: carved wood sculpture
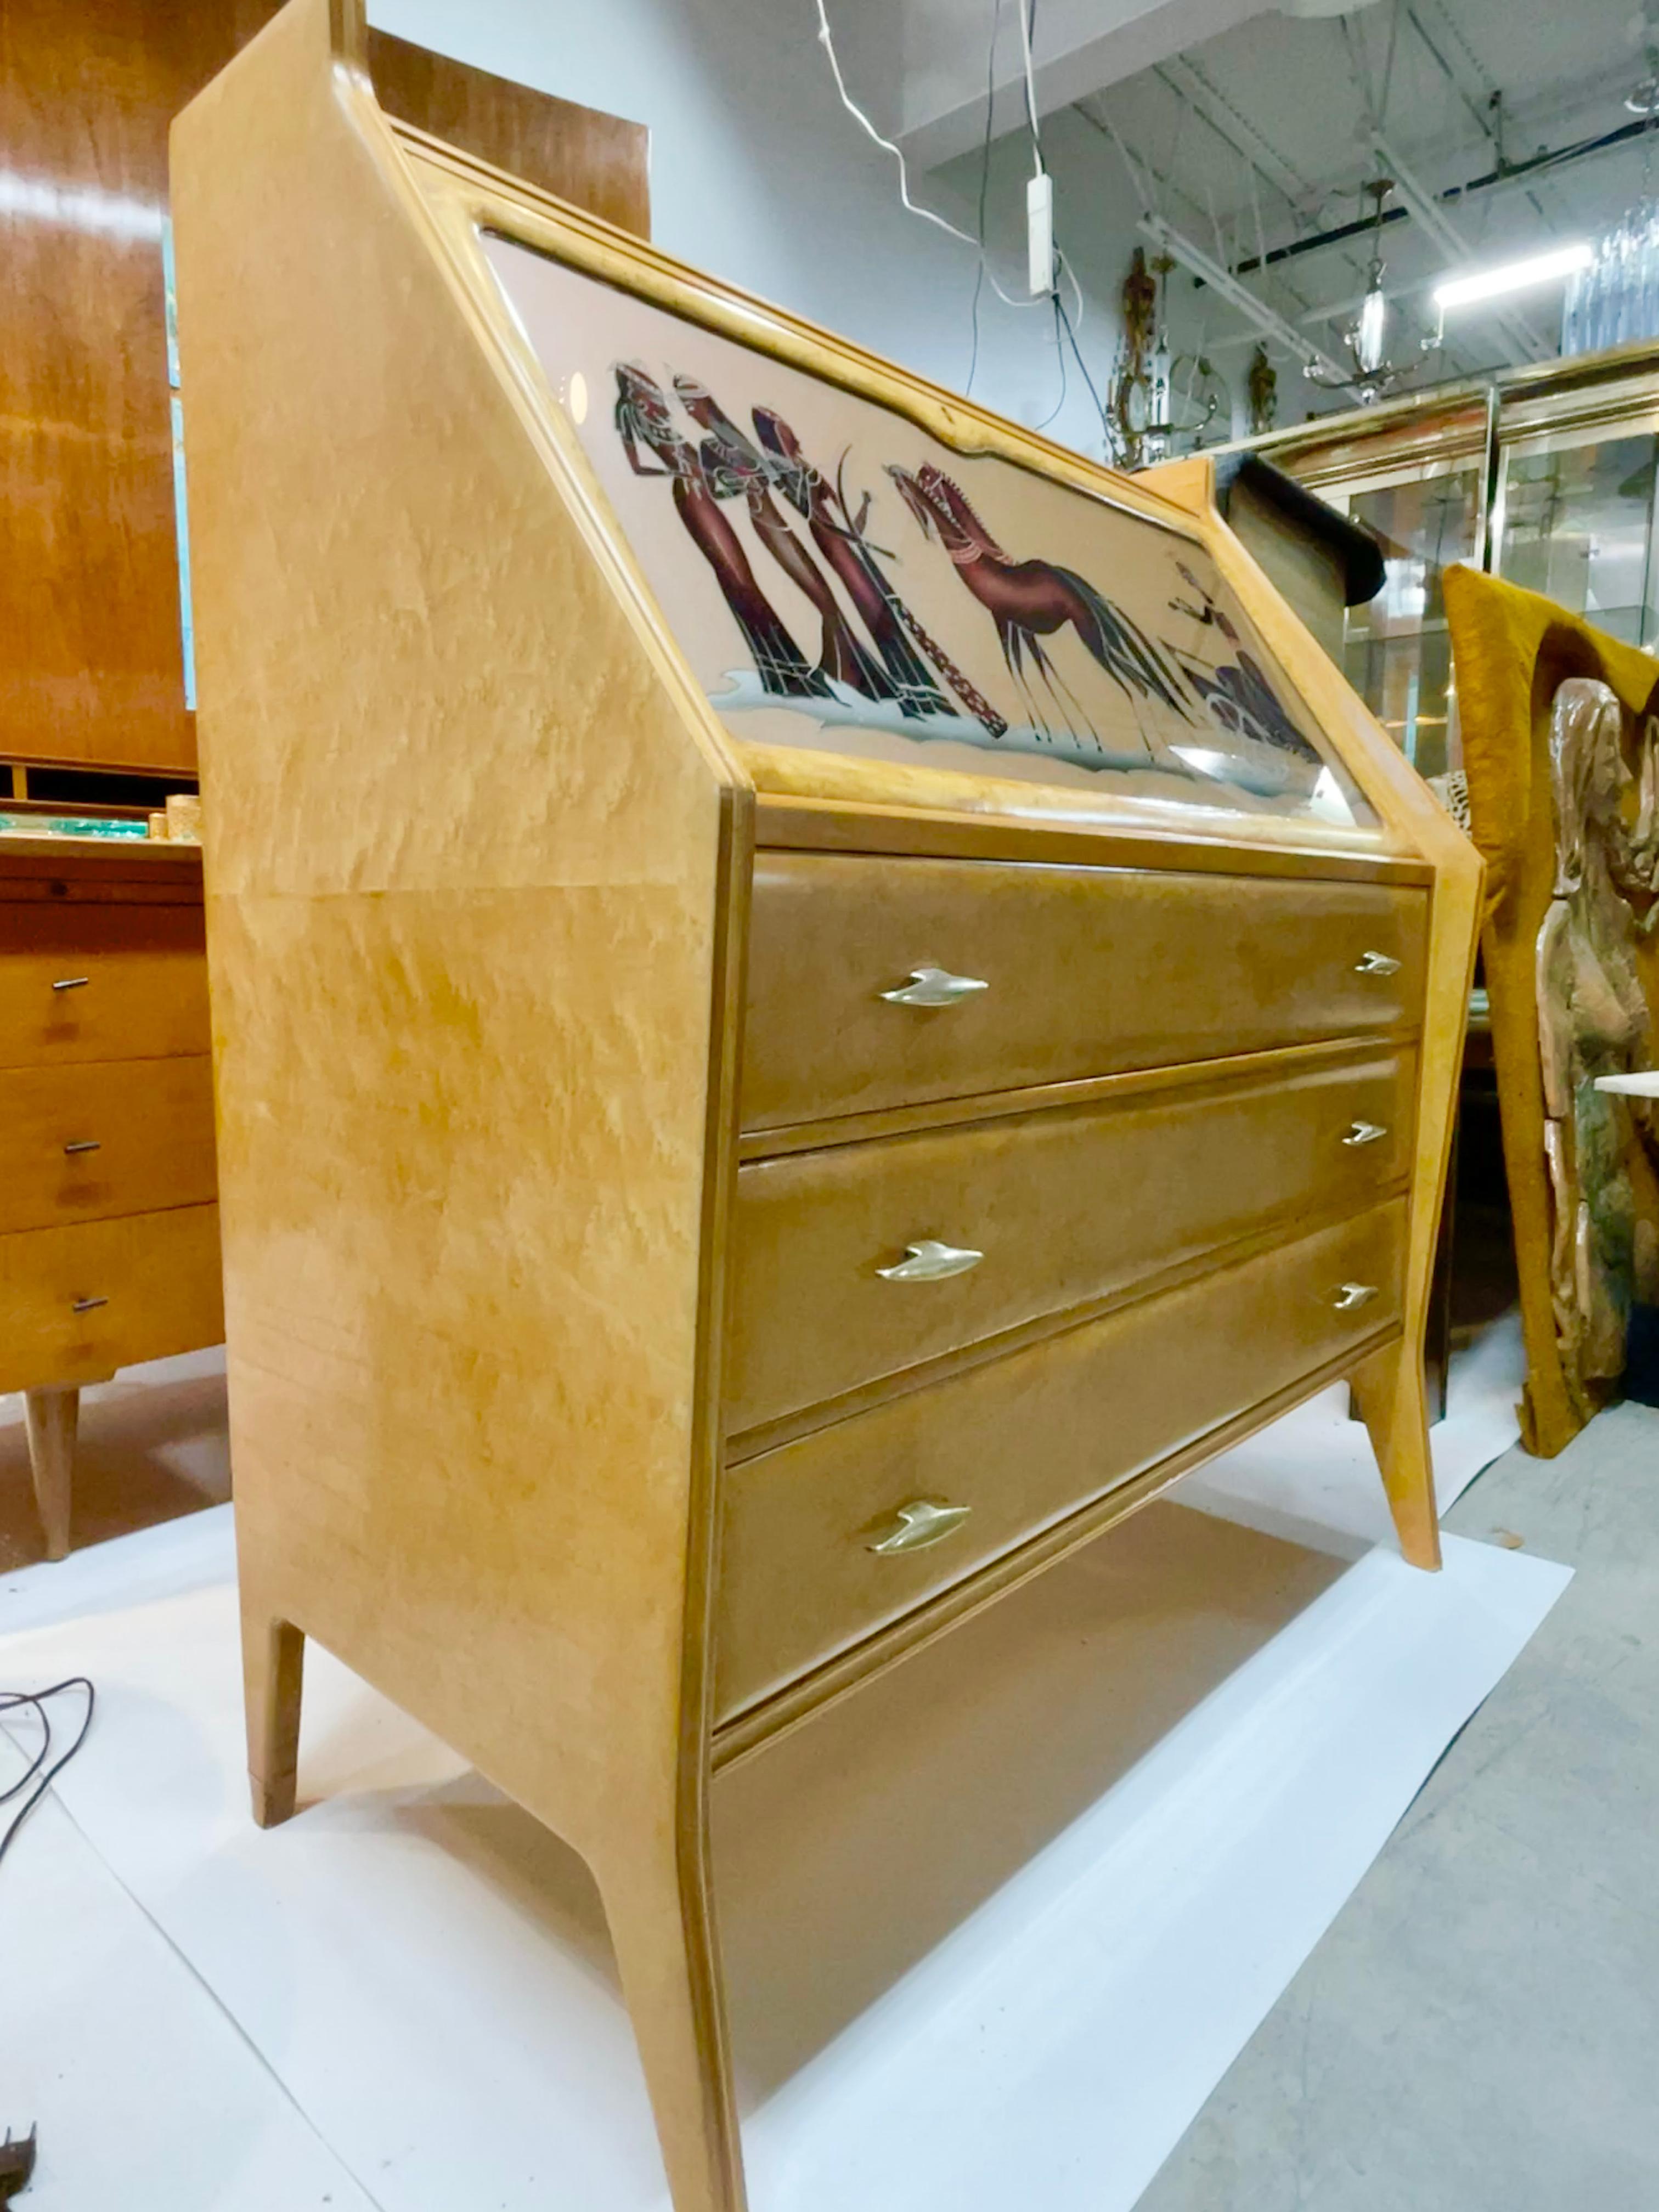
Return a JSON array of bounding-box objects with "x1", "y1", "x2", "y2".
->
[
  {"x1": 1536, "y1": 678, "x2": 1659, "y2": 1409},
  {"x1": 173, "y1": 7, "x2": 1482, "y2": 2204},
  {"x1": 1446, "y1": 565, "x2": 1659, "y2": 1453}
]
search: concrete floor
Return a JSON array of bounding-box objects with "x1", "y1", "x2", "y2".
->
[{"x1": 1138, "y1": 1400, "x2": 1659, "y2": 2212}]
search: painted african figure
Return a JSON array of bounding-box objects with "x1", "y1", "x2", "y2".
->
[
  {"x1": 613, "y1": 364, "x2": 828, "y2": 699},
  {"x1": 1167, "y1": 563, "x2": 1321, "y2": 761},
  {"x1": 1536, "y1": 677, "x2": 1659, "y2": 1410},
  {"x1": 885, "y1": 460, "x2": 1192, "y2": 759},
  {"x1": 672, "y1": 375, "x2": 891, "y2": 701},
  {"x1": 748, "y1": 408, "x2": 988, "y2": 728}
]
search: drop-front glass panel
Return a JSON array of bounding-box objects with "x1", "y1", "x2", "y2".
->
[{"x1": 482, "y1": 235, "x2": 1376, "y2": 834}]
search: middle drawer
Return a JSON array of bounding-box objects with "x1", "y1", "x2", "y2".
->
[
  {"x1": 727, "y1": 1046, "x2": 1414, "y2": 1439},
  {"x1": 0, "y1": 1058, "x2": 218, "y2": 1235}
]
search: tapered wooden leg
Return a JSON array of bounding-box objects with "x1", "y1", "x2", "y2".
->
[
  {"x1": 1351, "y1": 1336, "x2": 1442, "y2": 1570},
  {"x1": 599, "y1": 1830, "x2": 746, "y2": 2212},
  {"x1": 24, "y1": 1387, "x2": 79, "y2": 1561},
  {"x1": 241, "y1": 1587, "x2": 304, "y2": 1827}
]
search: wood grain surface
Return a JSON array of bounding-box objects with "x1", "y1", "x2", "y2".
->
[
  {"x1": 0, "y1": 1200, "x2": 223, "y2": 1395},
  {"x1": 172, "y1": 13, "x2": 1483, "y2": 2207},
  {"x1": 717, "y1": 1201, "x2": 1408, "y2": 1722},
  {"x1": 742, "y1": 853, "x2": 1427, "y2": 1129},
  {"x1": 729, "y1": 1046, "x2": 1413, "y2": 1437}
]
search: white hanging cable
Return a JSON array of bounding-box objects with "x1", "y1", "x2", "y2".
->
[
  {"x1": 812, "y1": 0, "x2": 980, "y2": 249},
  {"x1": 1017, "y1": 0, "x2": 1045, "y2": 175},
  {"x1": 815, "y1": 0, "x2": 1058, "y2": 313},
  {"x1": 816, "y1": 0, "x2": 1107, "y2": 445}
]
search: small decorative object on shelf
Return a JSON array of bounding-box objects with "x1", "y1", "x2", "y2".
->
[
  {"x1": 0, "y1": 814, "x2": 151, "y2": 841},
  {"x1": 1247, "y1": 345, "x2": 1277, "y2": 437}
]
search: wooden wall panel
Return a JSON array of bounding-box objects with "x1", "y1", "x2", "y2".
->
[
  {"x1": 0, "y1": 1, "x2": 273, "y2": 772},
  {"x1": 367, "y1": 30, "x2": 650, "y2": 239},
  {"x1": 0, "y1": 2, "x2": 644, "y2": 782}
]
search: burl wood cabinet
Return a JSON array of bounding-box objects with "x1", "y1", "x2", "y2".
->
[
  {"x1": 0, "y1": 839, "x2": 221, "y2": 1555},
  {"x1": 173, "y1": 6, "x2": 1481, "y2": 2206}
]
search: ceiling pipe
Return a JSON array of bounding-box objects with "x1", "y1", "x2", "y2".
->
[
  {"x1": 1227, "y1": 111, "x2": 1650, "y2": 282},
  {"x1": 1372, "y1": 132, "x2": 1551, "y2": 364},
  {"x1": 1137, "y1": 211, "x2": 1367, "y2": 400}
]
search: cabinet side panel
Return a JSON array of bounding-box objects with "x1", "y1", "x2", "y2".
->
[{"x1": 171, "y1": 0, "x2": 729, "y2": 1854}]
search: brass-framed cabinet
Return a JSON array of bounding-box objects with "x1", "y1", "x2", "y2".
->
[
  {"x1": 173, "y1": 6, "x2": 1482, "y2": 2207},
  {"x1": 1225, "y1": 346, "x2": 1659, "y2": 779}
]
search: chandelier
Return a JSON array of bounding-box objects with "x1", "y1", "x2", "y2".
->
[
  {"x1": 1304, "y1": 178, "x2": 1424, "y2": 406},
  {"x1": 1110, "y1": 249, "x2": 1229, "y2": 467}
]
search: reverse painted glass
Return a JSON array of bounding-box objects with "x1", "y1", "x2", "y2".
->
[{"x1": 483, "y1": 235, "x2": 1375, "y2": 833}]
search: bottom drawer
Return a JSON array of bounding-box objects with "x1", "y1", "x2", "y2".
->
[
  {"x1": 715, "y1": 1200, "x2": 1406, "y2": 1724},
  {"x1": 0, "y1": 1204, "x2": 225, "y2": 1394}
]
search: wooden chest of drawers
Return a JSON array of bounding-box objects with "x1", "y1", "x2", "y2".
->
[
  {"x1": 174, "y1": 20, "x2": 1483, "y2": 2208},
  {"x1": 0, "y1": 841, "x2": 224, "y2": 1556}
]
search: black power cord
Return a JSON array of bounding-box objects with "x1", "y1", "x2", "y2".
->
[{"x1": 0, "y1": 1677, "x2": 95, "y2": 1870}]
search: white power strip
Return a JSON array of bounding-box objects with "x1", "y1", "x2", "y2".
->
[{"x1": 1026, "y1": 170, "x2": 1053, "y2": 297}]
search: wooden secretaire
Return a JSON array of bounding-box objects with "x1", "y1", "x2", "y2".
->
[{"x1": 173, "y1": 7, "x2": 1481, "y2": 2207}]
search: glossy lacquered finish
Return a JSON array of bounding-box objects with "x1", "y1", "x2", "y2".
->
[
  {"x1": 741, "y1": 854, "x2": 1427, "y2": 1130},
  {"x1": 728, "y1": 1046, "x2": 1414, "y2": 1438},
  {"x1": 0, "y1": 0, "x2": 278, "y2": 772},
  {"x1": 717, "y1": 1201, "x2": 1407, "y2": 1722},
  {"x1": 366, "y1": 29, "x2": 649, "y2": 236}
]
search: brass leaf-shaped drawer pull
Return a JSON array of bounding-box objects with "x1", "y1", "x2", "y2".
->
[
  {"x1": 879, "y1": 965, "x2": 988, "y2": 1007},
  {"x1": 866, "y1": 1498, "x2": 973, "y2": 1555},
  {"x1": 876, "y1": 1239, "x2": 985, "y2": 1283},
  {"x1": 1332, "y1": 1282, "x2": 1379, "y2": 1311},
  {"x1": 1353, "y1": 950, "x2": 1401, "y2": 977},
  {"x1": 1342, "y1": 1121, "x2": 1389, "y2": 1147}
]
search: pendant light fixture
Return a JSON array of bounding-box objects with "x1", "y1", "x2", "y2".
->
[{"x1": 1304, "y1": 178, "x2": 1422, "y2": 405}]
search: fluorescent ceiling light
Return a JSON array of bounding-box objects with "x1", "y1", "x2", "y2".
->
[{"x1": 1434, "y1": 244, "x2": 1594, "y2": 311}]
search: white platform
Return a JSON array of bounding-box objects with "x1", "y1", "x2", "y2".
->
[{"x1": 0, "y1": 1321, "x2": 1566, "y2": 2212}]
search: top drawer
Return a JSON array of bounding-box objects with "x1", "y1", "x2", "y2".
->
[
  {"x1": 742, "y1": 855, "x2": 1427, "y2": 1131},
  {"x1": 0, "y1": 904, "x2": 209, "y2": 1068}
]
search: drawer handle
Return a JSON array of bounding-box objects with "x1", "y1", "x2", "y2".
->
[
  {"x1": 1332, "y1": 1282, "x2": 1379, "y2": 1312},
  {"x1": 1353, "y1": 951, "x2": 1401, "y2": 977},
  {"x1": 866, "y1": 1498, "x2": 973, "y2": 1556},
  {"x1": 876, "y1": 1238, "x2": 985, "y2": 1283},
  {"x1": 71, "y1": 1296, "x2": 108, "y2": 1314},
  {"x1": 880, "y1": 966, "x2": 988, "y2": 1008},
  {"x1": 63, "y1": 1139, "x2": 101, "y2": 1156},
  {"x1": 52, "y1": 976, "x2": 90, "y2": 992},
  {"x1": 1342, "y1": 1121, "x2": 1389, "y2": 1148}
]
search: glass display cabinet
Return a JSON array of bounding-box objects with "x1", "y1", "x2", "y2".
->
[
  {"x1": 1334, "y1": 461, "x2": 1486, "y2": 783},
  {"x1": 1224, "y1": 347, "x2": 1659, "y2": 775}
]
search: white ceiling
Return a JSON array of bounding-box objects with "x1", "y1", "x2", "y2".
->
[{"x1": 857, "y1": 0, "x2": 1659, "y2": 405}]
